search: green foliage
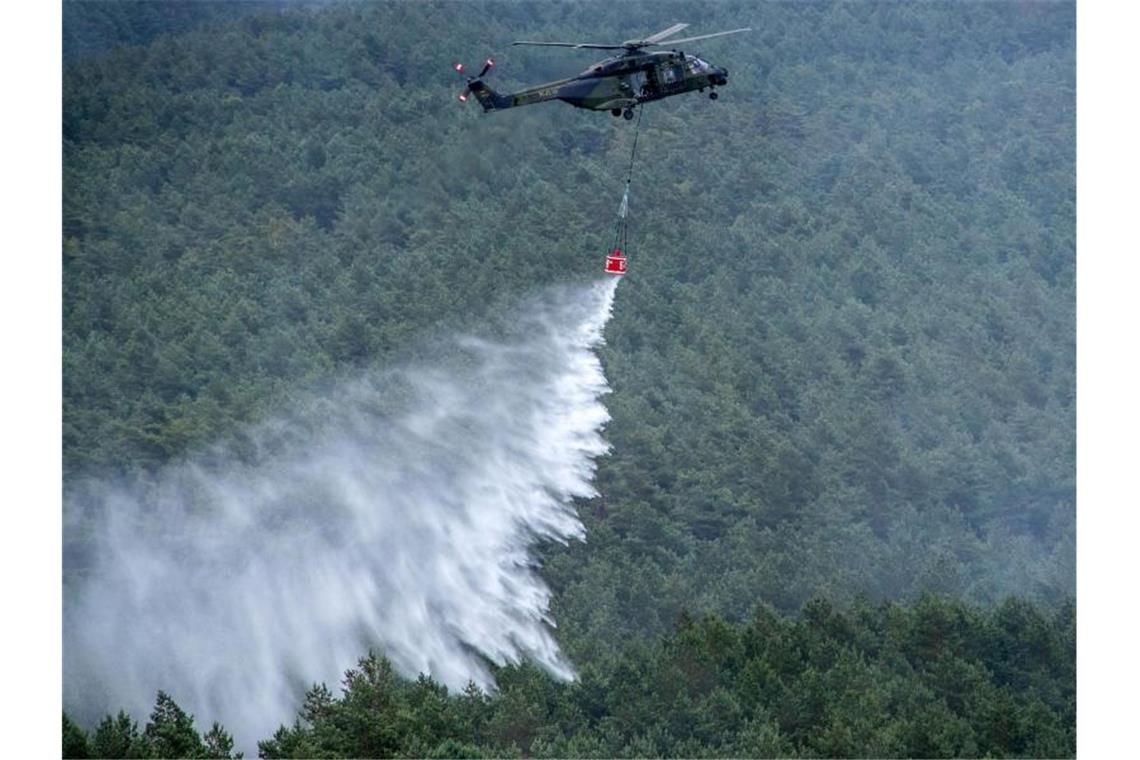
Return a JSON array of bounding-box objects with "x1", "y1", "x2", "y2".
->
[
  {"x1": 63, "y1": 1, "x2": 289, "y2": 62},
  {"x1": 62, "y1": 713, "x2": 90, "y2": 759},
  {"x1": 252, "y1": 595, "x2": 1073, "y2": 758},
  {"x1": 203, "y1": 722, "x2": 241, "y2": 760},
  {"x1": 70, "y1": 694, "x2": 242, "y2": 759},
  {"x1": 91, "y1": 712, "x2": 147, "y2": 759},
  {"x1": 145, "y1": 691, "x2": 208, "y2": 758}
]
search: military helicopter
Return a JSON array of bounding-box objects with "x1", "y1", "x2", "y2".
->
[{"x1": 455, "y1": 23, "x2": 750, "y2": 120}]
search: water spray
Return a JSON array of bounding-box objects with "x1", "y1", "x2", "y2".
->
[{"x1": 64, "y1": 278, "x2": 620, "y2": 748}]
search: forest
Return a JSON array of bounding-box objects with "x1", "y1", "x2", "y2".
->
[
  {"x1": 64, "y1": 596, "x2": 1074, "y2": 759},
  {"x1": 62, "y1": 0, "x2": 1075, "y2": 756}
]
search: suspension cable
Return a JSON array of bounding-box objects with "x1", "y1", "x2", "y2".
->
[
  {"x1": 612, "y1": 107, "x2": 644, "y2": 254},
  {"x1": 625, "y1": 105, "x2": 644, "y2": 186}
]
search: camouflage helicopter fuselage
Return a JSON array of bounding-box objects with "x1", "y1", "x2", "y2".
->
[{"x1": 470, "y1": 50, "x2": 729, "y2": 117}]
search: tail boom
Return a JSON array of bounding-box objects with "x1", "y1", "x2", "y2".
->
[
  {"x1": 470, "y1": 77, "x2": 577, "y2": 112},
  {"x1": 468, "y1": 80, "x2": 515, "y2": 111}
]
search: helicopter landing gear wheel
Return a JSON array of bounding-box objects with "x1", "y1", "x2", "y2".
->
[
  {"x1": 611, "y1": 108, "x2": 622, "y2": 117},
  {"x1": 623, "y1": 107, "x2": 635, "y2": 120},
  {"x1": 709, "y1": 91, "x2": 719, "y2": 100}
]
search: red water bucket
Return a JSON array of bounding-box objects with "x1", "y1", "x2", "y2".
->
[{"x1": 605, "y1": 249, "x2": 627, "y2": 275}]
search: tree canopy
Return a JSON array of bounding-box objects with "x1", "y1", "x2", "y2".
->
[{"x1": 63, "y1": 1, "x2": 1075, "y2": 756}]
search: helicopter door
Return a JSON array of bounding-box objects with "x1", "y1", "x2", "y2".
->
[
  {"x1": 659, "y1": 63, "x2": 685, "y2": 92},
  {"x1": 643, "y1": 67, "x2": 660, "y2": 98},
  {"x1": 629, "y1": 70, "x2": 647, "y2": 98}
]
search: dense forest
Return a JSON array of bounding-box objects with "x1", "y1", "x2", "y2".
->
[
  {"x1": 62, "y1": 0, "x2": 315, "y2": 61},
  {"x1": 64, "y1": 596, "x2": 1075, "y2": 759},
  {"x1": 63, "y1": 0, "x2": 1075, "y2": 756}
]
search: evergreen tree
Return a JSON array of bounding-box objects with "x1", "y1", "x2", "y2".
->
[
  {"x1": 143, "y1": 691, "x2": 208, "y2": 758},
  {"x1": 62, "y1": 713, "x2": 90, "y2": 759}
]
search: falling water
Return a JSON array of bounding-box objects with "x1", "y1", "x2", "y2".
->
[{"x1": 63, "y1": 278, "x2": 619, "y2": 747}]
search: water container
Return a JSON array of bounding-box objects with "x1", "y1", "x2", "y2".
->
[{"x1": 605, "y1": 249, "x2": 627, "y2": 275}]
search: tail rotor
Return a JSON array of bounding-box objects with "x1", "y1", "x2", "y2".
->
[{"x1": 454, "y1": 57, "x2": 495, "y2": 103}]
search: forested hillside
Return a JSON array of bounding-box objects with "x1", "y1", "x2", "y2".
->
[
  {"x1": 64, "y1": 596, "x2": 1075, "y2": 759},
  {"x1": 63, "y1": 0, "x2": 310, "y2": 61},
  {"x1": 63, "y1": 0, "x2": 1075, "y2": 755}
]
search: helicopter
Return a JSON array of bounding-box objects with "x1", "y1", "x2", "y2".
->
[{"x1": 455, "y1": 23, "x2": 750, "y2": 120}]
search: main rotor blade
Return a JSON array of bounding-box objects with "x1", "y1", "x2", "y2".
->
[
  {"x1": 638, "y1": 23, "x2": 690, "y2": 45},
  {"x1": 651, "y1": 28, "x2": 752, "y2": 47},
  {"x1": 510, "y1": 24, "x2": 750, "y2": 52},
  {"x1": 511, "y1": 41, "x2": 626, "y2": 50}
]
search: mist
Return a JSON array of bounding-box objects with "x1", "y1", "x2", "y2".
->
[{"x1": 63, "y1": 277, "x2": 620, "y2": 747}]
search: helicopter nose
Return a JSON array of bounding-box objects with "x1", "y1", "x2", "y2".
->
[{"x1": 715, "y1": 67, "x2": 729, "y2": 86}]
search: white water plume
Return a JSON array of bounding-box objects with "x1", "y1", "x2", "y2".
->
[{"x1": 63, "y1": 278, "x2": 619, "y2": 747}]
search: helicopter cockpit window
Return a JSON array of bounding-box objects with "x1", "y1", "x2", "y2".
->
[{"x1": 686, "y1": 55, "x2": 712, "y2": 73}]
